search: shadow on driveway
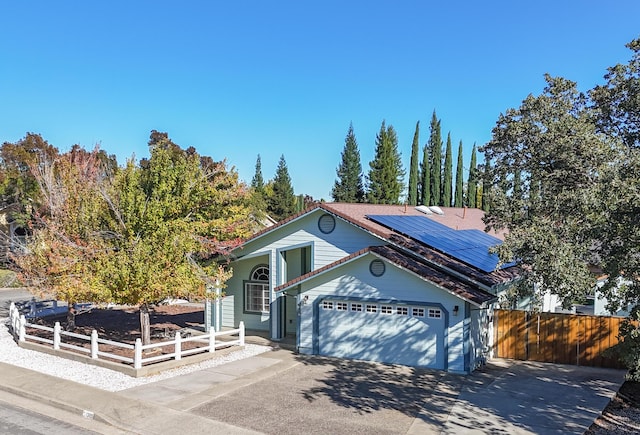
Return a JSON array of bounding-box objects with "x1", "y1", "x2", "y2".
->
[{"x1": 192, "y1": 353, "x2": 626, "y2": 435}]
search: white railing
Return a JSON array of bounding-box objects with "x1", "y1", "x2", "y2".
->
[{"x1": 7, "y1": 302, "x2": 245, "y2": 370}]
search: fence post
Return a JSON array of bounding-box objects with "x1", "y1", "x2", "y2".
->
[
  {"x1": 18, "y1": 315, "x2": 26, "y2": 342},
  {"x1": 9, "y1": 303, "x2": 17, "y2": 335},
  {"x1": 91, "y1": 330, "x2": 99, "y2": 359},
  {"x1": 53, "y1": 322, "x2": 61, "y2": 350},
  {"x1": 209, "y1": 328, "x2": 215, "y2": 353},
  {"x1": 175, "y1": 332, "x2": 182, "y2": 361},
  {"x1": 239, "y1": 321, "x2": 245, "y2": 346},
  {"x1": 134, "y1": 339, "x2": 142, "y2": 369}
]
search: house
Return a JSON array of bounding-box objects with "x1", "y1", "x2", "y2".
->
[{"x1": 211, "y1": 203, "x2": 519, "y2": 373}]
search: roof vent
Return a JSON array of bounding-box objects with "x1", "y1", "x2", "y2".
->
[
  {"x1": 428, "y1": 206, "x2": 444, "y2": 215},
  {"x1": 415, "y1": 205, "x2": 433, "y2": 215}
]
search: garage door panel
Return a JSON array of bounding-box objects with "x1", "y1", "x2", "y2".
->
[{"x1": 318, "y1": 302, "x2": 445, "y2": 369}]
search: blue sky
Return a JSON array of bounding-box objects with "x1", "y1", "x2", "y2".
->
[{"x1": 1, "y1": 1, "x2": 638, "y2": 200}]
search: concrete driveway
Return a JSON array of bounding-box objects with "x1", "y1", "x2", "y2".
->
[{"x1": 122, "y1": 349, "x2": 626, "y2": 435}]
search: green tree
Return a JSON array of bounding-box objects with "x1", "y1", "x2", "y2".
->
[
  {"x1": 467, "y1": 144, "x2": 478, "y2": 208},
  {"x1": 428, "y1": 111, "x2": 442, "y2": 206},
  {"x1": 420, "y1": 143, "x2": 431, "y2": 205},
  {"x1": 249, "y1": 154, "x2": 268, "y2": 215},
  {"x1": 0, "y1": 133, "x2": 60, "y2": 225},
  {"x1": 442, "y1": 132, "x2": 453, "y2": 206},
  {"x1": 15, "y1": 133, "x2": 254, "y2": 343},
  {"x1": 482, "y1": 74, "x2": 610, "y2": 307},
  {"x1": 332, "y1": 123, "x2": 365, "y2": 202},
  {"x1": 251, "y1": 154, "x2": 265, "y2": 193},
  {"x1": 481, "y1": 153, "x2": 491, "y2": 212},
  {"x1": 454, "y1": 140, "x2": 464, "y2": 207},
  {"x1": 407, "y1": 121, "x2": 420, "y2": 206},
  {"x1": 268, "y1": 155, "x2": 296, "y2": 220},
  {"x1": 591, "y1": 38, "x2": 640, "y2": 149},
  {"x1": 589, "y1": 40, "x2": 640, "y2": 377},
  {"x1": 367, "y1": 121, "x2": 405, "y2": 204}
]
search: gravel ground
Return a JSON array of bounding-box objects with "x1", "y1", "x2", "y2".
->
[
  {"x1": 0, "y1": 317, "x2": 271, "y2": 392},
  {"x1": 586, "y1": 381, "x2": 640, "y2": 434}
]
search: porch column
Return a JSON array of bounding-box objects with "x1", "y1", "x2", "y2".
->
[{"x1": 270, "y1": 293, "x2": 285, "y2": 340}]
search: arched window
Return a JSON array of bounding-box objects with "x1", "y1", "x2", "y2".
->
[
  {"x1": 251, "y1": 265, "x2": 269, "y2": 282},
  {"x1": 245, "y1": 264, "x2": 270, "y2": 313}
]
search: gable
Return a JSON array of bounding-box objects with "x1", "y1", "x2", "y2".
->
[
  {"x1": 276, "y1": 246, "x2": 496, "y2": 307},
  {"x1": 233, "y1": 208, "x2": 383, "y2": 269}
]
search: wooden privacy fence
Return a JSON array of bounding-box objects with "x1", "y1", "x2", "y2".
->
[{"x1": 493, "y1": 309, "x2": 626, "y2": 369}]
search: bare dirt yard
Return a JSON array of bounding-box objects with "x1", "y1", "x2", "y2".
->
[{"x1": 26, "y1": 303, "x2": 206, "y2": 363}]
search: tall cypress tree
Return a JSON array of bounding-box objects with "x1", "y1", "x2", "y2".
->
[
  {"x1": 332, "y1": 123, "x2": 365, "y2": 202},
  {"x1": 407, "y1": 121, "x2": 420, "y2": 206},
  {"x1": 454, "y1": 140, "x2": 464, "y2": 207},
  {"x1": 250, "y1": 154, "x2": 267, "y2": 212},
  {"x1": 251, "y1": 154, "x2": 265, "y2": 193},
  {"x1": 420, "y1": 144, "x2": 431, "y2": 205},
  {"x1": 428, "y1": 111, "x2": 442, "y2": 206},
  {"x1": 442, "y1": 132, "x2": 453, "y2": 206},
  {"x1": 367, "y1": 121, "x2": 405, "y2": 204},
  {"x1": 481, "y1": 153, "x2": 491, "y2": 212},
  {"x1": 467, "y1": 144, "x2": 477, "y2": 208},
  {"x1": 268, "y1": 155, "x2": 297, "y2": 221}
]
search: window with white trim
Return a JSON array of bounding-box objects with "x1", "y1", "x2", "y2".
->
[
  {"x1": 380, "y1": 305, "x2": 393, "y2": 314},
  {"x1": 412, "y1": 307, "x2": 425, "y2": 317},
  {"x1": 322, "y1": 300, "x2": 334, "y2": 310},
  {"x1": 351, "y1": 303, "x2": 363, "y2": 312},
  {"x1": 366, "y1": 304, "x2": 378, "y2": 313},
  {"x1": 336, "y1": 302, "x2": 348, "y2": 311},
  {"x1": 396, "y1": 306, "x2": 408, "y2": 316},
  {"x1": 244, "y1": 265, "x2": 270, "y2": 313},
  {"x1": 428, "y1": 308, "x2": 442, "y2": 319}
]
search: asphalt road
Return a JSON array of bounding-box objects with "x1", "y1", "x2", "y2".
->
[
  {"x1": 0, "y1": 393, "x2": 102, "y2": 435},
  {"x1": 0, "y1": 287, "x2": 32, "y2": 317}
]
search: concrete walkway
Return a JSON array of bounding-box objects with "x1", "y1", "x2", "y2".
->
[{"x1": 0, "y1": 350, "x2": 628, "y2": 435}]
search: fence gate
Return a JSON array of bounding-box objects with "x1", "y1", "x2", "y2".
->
[{"x1": 493, "y1": 309, "x2": 626, "y2": 369}]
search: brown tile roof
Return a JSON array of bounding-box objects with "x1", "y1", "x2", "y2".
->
[
  {"x1": 275, "y1": 245, "x2": 497, "y2": 306},
  {"x1": 240, "y1": 203, "x2": 504, "y2": 246},
  {"x1": 320, "y1": 202, "x2": 506, "y2": 240},
  {"x1": 238, "y1": 202, "x2": 519, "y2": 291}
]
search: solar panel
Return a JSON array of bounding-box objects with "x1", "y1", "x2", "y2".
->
[{"x1": 367, "y1": 215, "x2": 515, "y2": 273}]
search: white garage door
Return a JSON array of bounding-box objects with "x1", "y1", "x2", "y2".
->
[{"x1": 317, "y1": 300, "x2": 446, "y2": 369}]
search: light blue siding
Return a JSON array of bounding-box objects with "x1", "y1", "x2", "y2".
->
[
  {"x1": 224, "y1": 210, "x2": 383, "y2": 332},
  {"x1": 296, "y1": 253, "x2": 469, "y2": 371}
]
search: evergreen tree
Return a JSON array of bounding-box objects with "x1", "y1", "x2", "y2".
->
[
  {"x1": 420, "y1": 144, "x2": 431, "y2": 205},
  {"x1": 428, "y1": 111, "x2": 442, "y2": 206},
  {"x1": 367, "y1": 121, "x2": 405, "y2": 204},
  {"x1": 442, "y1": 132, "x2": 453, "y2": 206},
  {"x1": 251, "y1": 154, "x2": 265, "y2": 193},
  {"x1": 454, "y1": 140, "x2": 464, "y2": 207},
  {"x1": 481, "y1": 153, "x2": 491, "y2": 212},
  {"x1": 407, "y1": 121, "x2": 420, "y2": 206},
  {"x1": 467, "y1": 144, "x2": 478, "y2": 208},
  {"x1": 249, "y1": 154, "x2": 267, "y2": 214},
  {"x1": 268, "y1": 155, "x2": 296, "y2": 221},
  {"x1": 332, "y1": 123, "x2": 365, "y2": 202}
]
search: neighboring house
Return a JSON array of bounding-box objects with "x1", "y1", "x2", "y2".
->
[
  {"x1": 538, "y1": 268, "x2": 632, "y2": 317},
  {"x1": 212, "y1": 203, "x2": 519, "y2": 373}
]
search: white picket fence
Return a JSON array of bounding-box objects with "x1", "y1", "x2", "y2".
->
[{"x1": 8, "y1": 302, "x2": 244, "y2": 369}]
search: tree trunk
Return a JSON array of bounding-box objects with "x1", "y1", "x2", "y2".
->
[
  {"x1": 140, "y1": 303, "x2": 151, "y2": 345},
  {"x1": 65, "y1": 303, "x2": 76, "y2": 331}
]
